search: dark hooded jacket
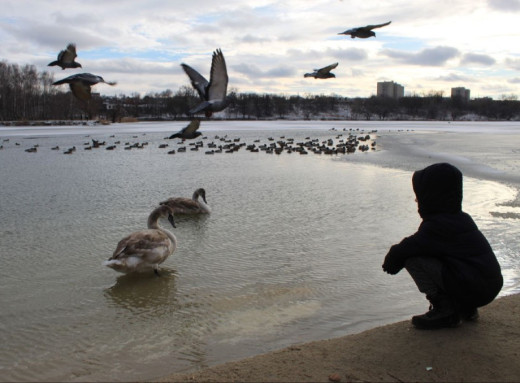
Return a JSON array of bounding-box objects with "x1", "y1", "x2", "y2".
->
[{"x1": 382, "y1": 163, "x2": 503, "y2": 307}]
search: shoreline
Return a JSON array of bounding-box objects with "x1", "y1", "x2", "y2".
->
[{"x1": 159, "y1": 293, "x2": 520, "y2": 382}]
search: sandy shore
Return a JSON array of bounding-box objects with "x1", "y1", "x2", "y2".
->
[{"x1": 159, "y1": 293, "x2": 520, "y2": 382}]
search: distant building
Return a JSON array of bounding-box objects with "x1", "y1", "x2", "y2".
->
[
  {"x1": 377, "y1": 81, "x2": 404, "y2": 99},
  {"x1": 451, "y1": 87, "x2": 470, "y2": 102}
]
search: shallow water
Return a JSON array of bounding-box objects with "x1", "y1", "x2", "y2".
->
[{"x1": 0, "y1": 121, "x2": 519, "y2": 381}]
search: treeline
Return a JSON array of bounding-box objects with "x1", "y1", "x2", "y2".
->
[{"x1": 1, "y1": 61, "x2": 519, "y2": 122}]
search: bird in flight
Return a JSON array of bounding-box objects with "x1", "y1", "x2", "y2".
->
[
  {"x1": 338, "y1": 21, "x2": 391, "y2": 38},
  {"x1": 169, "y1": 119, "x2": 202, "y2": 140},
  {"x1": 304, "y1": 62, "x2": 339, "y2": 79},
  {"x1": 48, "y1": 43, "x2": 82, "y2": 70},
  {"x1": 52, "y1": 73, "x2": 116, "y2": 102},
  {"x1": 181, "y1": 48, "x2": 231, "y2": 117}
]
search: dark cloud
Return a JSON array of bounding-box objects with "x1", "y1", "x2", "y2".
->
[
  {"x1": 382, "y1": 46, "x2": 460, "y2": 66},
  {"x1": 487, "y1": 0, "x2": 520, "y2": 11},
  {"x1": 461, "y1": 53, "x2": 496, "y2": 66},
  {"x1": 508, "y1": 77, "x2": 520, "y2": 84}
]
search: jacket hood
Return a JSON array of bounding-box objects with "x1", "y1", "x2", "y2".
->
[{"x1": 412, "y1": 163, "x2": 463, "y2": 217}]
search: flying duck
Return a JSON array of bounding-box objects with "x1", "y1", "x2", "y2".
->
[
  {"x1": 338, "y1": 21, "x2": 391, "y2": 39},
  {"x1": 181, "y1": 48, "x2": 231, "y2": 117},
  {"x1": 168, "y1": 119, "x2": 202, "y2": 140},
  {"x1": 304, "y1": 62, "x2": 338, "y2": 79},
  {"x1": 52, "y1": 73, "x2": 116, "y2": 102},
  {"x1": 48, "y1": 43, "x2": 82, "y2": 70}
]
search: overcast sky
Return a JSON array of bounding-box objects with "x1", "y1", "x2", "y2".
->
[{"x1": 2, "y1": 0, "x2": 519, "y2": 99}]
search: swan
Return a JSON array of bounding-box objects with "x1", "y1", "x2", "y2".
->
[
  {"x1": 160, "y1": 188, "x2": 211, "y2": 215},
  {"x1": 104, "y1": 205, "x2": 177, "y2": 275}
]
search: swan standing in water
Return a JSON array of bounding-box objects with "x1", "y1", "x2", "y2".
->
[
  {"x1": 104, "y1": 205, "x2": 177, "y2": 275},
  {"x1": 160, "y1": 188, "x2": 211, "y2": 215}
]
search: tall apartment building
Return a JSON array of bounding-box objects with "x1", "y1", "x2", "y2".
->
[
  {"x1": 451, "y1": 87, "x2": 470, "y2": 102},
  {"x1": 377, "y1": 81, "x2": 404, "y2": 99}
]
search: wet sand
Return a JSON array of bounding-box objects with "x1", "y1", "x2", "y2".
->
[{"x1": 159, "y1": 293, "x2": 520, "y2": 382}]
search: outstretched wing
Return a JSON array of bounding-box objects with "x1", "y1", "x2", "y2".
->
[
  {"x1": 366, "y1": 21, "x2": 391, "y2": 30},
  {"x1": 69, "y1": 81, "x2": 92, "y2": 102},
  {"x1": 207, "y1": 49, "x2": 228, "y2": 102},
  {"x1": 181, "y1": 63, "x2": 208, "y2": 100},
  {"x1": 52, "y1": 74, "x2": 79, "y2": 85},
  {"x1": 60, "y1": 43, "x2": 77, "y2": 64},
  {"x1": 317, "y1": 62, "x2": 338, "y2": 75},
  {"x1": 182, "y1": 119, "x2": 200, "y2": 135}
]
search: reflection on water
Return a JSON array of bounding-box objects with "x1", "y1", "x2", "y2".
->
[
  {"x1": 104, "y1": 269, "x2": 178, "y2": 315},
  {"x1": 0, "y1": 122, "x2": 519, "y2": 381}
]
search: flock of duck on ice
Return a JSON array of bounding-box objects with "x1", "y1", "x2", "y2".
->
[{"x1": 4, "y1": 21, "x2": 391, "y2": 275}]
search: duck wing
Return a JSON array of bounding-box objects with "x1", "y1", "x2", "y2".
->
[
  {"x1": 60, "y1": 43, "x2": 78, "y2": 64},
  {"x1": 182, "y1": 119, "x2": 201, "y2": 135},
  {"x1": 181, "y1": 63, "x2": 208, "y2": 100},
  {"x1": 76, "y1": 73, "x2": 116, "y2": 86},
  {"x1": 69, "y1": 81, "x2": 92, "y2": 102},
  {"x1": 206, "y1": 48, "x2": 228, "y2": 102},
  {"x1": 169, "y1": 119, "x2": 200, "y2": 139},
  {"x1": 366, "y1": 21, "x2": 391, "y2": 30},
  {"x1": 317, "y1": 62, "x2": 338, "y2": 75}
]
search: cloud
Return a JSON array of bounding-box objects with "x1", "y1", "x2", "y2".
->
[
  {"x1": 286, "y1": 47, "x2": 368, "y2": 62},
  {"x1": 487, "y1": 0, "x2": 520, "y2": 11},
  {"x1": 0, "y1": 0, "x2": 518, "y2": 99},
  {"x1": 232, "y1": 63, "x2": 296, "y2": 79},
  {"x1": 238, "y1": 34, "x2": 273, "y2": 44},
  {"x1": 461, "y1": 53, "x2": 496, "y2": 66},
  {"x1": 382, "y1": 46, "x2": 460, "y2": 66},
  {"x1": 1, "y1": 19, "x2": 110, "y2": 49},
  {"x1": 505, "y1": 58, "x2": 520, "y2": 70},
  {"x1": 508, "y1": 77, "x2": 520, "y2": 84},
  {"x1": 435, "y1": 73, "x2": 474, "y2": 82}
]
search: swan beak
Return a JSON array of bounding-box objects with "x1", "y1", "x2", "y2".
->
[{"x1": 168, "y1": 214, "x2": 176, "y2": 228}]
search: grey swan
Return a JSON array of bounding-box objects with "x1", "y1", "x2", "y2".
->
[
  {"x1": 104, "y1": 205, "x2": 177, "y2": 275},
  {"x1": 160, "y1": 188, "x2": 211, "y2": 215}
]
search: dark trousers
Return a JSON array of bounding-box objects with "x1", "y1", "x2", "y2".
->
[{"x1": 405, "y1": 256, "x2": 446, "y2": 298}]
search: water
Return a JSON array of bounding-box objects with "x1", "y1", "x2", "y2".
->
[{"x1": 1, "y1": 121, "x2": 519, "y2": 381}]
